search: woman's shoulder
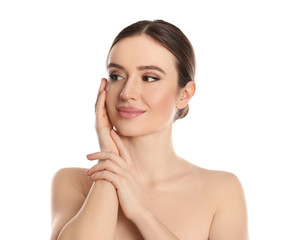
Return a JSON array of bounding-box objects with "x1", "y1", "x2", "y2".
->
[
  {"x1": 185, "y1": 162, "x2": 244, "y2": 197},
  {"x1": 52, "y1": 167, "x2": 89, "y2": 182},
  {"x1": 185, "y1": 160, "x2": 240, "y2": 179},
  {"x1": 188, "y1": 166, "x2": 248, "y2": 238},
  {"x1": 53, "y1": 167, "x2": 89, "y2": 176},
  {"x1": 200, "y1": 167, "x2": 242, "y2": 185},
  {"x1": 52, "y1": 167, "x2": 92, "y2": 197}
]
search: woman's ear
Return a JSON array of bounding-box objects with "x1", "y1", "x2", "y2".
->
[{"x1": 176, "y1": 81, "x2": 196, "y2": 109}]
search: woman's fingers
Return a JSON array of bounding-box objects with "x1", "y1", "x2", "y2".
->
[
  {"x1": 95, "y1": 78, "x2": 107, "y2": 112},
  {"x1": 89, "y1": 170, "x2": 121, "y2": 190},
  {"x1": 86, "y1": 151, "x2": 126, "y2": 168},
  {"x1": 95, "y1": 78, "x2": 111, "y2": 130},
  {"x1": 86, "y1": 151, "x2": 113, "y2": 160},
  {"x1": 110, "y1": 130, "x2": 133, "y2": 164},
  {"x1": 86, "y1": 159, "x2": 126, "y2": 177},
  {"x1": 94, "y1": 78, "x2": 118, "y2": 153},
  {"x1": 96, "y1": 89, "x2": 106, "y2": 116}
]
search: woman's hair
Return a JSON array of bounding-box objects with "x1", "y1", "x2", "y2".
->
[{"x1": 108, "y1": 20, "x2": 196, "y2": 121}]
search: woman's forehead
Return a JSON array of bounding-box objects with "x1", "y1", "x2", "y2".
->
[{"x1": 107, "y1": 35, "x2": 177, "y2": 73}]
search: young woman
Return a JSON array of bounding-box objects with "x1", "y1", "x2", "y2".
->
[{"x1": 50, "y1": 20, "x2": 248, "y2": 240}]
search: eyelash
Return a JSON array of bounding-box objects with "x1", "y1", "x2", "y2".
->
[
  {"x1": 143, "y1": 76, "x2": 160, "y2": 82},
  {"x1": 109, "y1": 74, "x2": 124, "y2": 82},
  {"x1": 108, "y1": 74, "x2": 160, "y2": 82}
]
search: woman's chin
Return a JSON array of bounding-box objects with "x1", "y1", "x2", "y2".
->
[{"x1": 113, "y1": 126, "x2": 144, "y2": 138}]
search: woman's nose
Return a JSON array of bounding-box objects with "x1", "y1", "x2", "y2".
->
[{"x1": 119, "y1": 76, "x2": 140, "y2": 101}]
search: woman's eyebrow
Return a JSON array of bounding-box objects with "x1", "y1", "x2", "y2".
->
[
  {"x1": 107, "y1": 62, "x2": 166, "y2": 75},
  {"x1": 137, "y1": 65, "x2": 166, "y2": 75},
  {"x1": 107, "y1": 62, "x2": 124, "y2": 70}
]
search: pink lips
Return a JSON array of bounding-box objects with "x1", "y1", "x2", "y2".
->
[{"x1": 117, "y1": 106, "x2": 145, "y2": 119}]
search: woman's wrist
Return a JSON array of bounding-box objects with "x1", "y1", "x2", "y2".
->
[
  {"x1": 93, "y1": 179, "x2": 117, "y2": 190},
  {"x1": 131, "y1": 208, "x2": 179, "y2": 240},
  {"x1": 130, "y1": 206, "x2": 151, "y2": 225}
]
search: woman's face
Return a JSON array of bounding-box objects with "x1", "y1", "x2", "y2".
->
[{"x1": 105, "y1": 35, "x2": 181, "y2": 136}]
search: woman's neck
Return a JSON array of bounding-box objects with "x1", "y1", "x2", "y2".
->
[{"x1": 119, "y1": 124, "x2": 182, "y2": 187}]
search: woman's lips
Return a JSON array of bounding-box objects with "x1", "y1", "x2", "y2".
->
[{"x1": 116, "y1": 106, "x2": 146, "y2": 119}]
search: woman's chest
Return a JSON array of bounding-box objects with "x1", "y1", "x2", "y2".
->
[{"x1": 115, "y1": 188, "x2": 216, "y2": 240}]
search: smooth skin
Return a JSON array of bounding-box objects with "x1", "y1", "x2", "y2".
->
[{"x1": 50, "y1": 35, "x2": 248, "y2": 240}]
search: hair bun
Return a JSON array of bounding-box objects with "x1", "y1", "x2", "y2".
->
[{"x1": 174, "y1": 104, "x2": 189, "y2": 121}]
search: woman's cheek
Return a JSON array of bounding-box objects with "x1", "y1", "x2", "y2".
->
[
  {"x1": 151, "y1": 93, "x2": 177, "y2": 120},
  {"x1": 105, "y1": 83, "x2": 117, "y2": 105}
]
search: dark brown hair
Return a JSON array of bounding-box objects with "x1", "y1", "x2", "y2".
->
[{"x1": 108, "y1": 20, "x2": 196, "y2": 121}]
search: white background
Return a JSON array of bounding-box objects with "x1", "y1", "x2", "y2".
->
[{"x1": 0, "y1": 0, "x2": 297, "y2": 239}]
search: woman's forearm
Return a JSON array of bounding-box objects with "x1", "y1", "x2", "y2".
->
[
  {"x1": 132, "y1": 209, "x2": 180, "y2": 240},
  {"x1": 57, "y1": 180, "x2": 118, "y2": 240}
]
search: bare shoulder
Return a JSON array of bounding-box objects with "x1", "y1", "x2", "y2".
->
[
  {"x1": 50, "y1": 167, "x2": 93, "y2": 240},
  {"x1": 185, "y1": 162, "x2": 244, "y2": 196},
  {"x1": 52, "y1": 167, "x2": 89, "y2": 181},
  {"x1": 204, "y1": 168, "x2": 244, "y2": 191},
  {"x1": 204, "y1": 168, "x2": 245, "y2": 203},
  {"x1": 52, "y1": 167, "x2": 92, "y2": 197},
  {"x1": 185, "y1": 163, "x2": 248, "y2": 239}
]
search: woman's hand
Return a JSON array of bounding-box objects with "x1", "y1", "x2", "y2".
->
[
  {"x1": 95, "y1": 78, "x2": 118, "y2": 154},
  {"x1": 86, "y1": 130, "x2": 147, "y2": 222}
]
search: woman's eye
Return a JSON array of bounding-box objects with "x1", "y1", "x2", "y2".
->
[
  {"x1": 109, "y1": 74, "x2": 124, "y2": 82},
  {"x1": 143, "y1": 76, "x2": 160, "y2": 82}
]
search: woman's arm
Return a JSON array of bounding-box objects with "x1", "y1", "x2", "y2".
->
[
  {"x1": 50, "y1": 169, "x2": 118, "y2": 240},
  {"x1": 131, "y1": 209, "x2": 180, "y2": 240},
  {"x1": 51, "y1": 78, "x2": 120, "y2": 240},
  {"x1": 208, "y1": 173, "x2": 248, "y2": 240},
  {"x1": 87, "y1": 130, "x2": 181, "y2": 240}
]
